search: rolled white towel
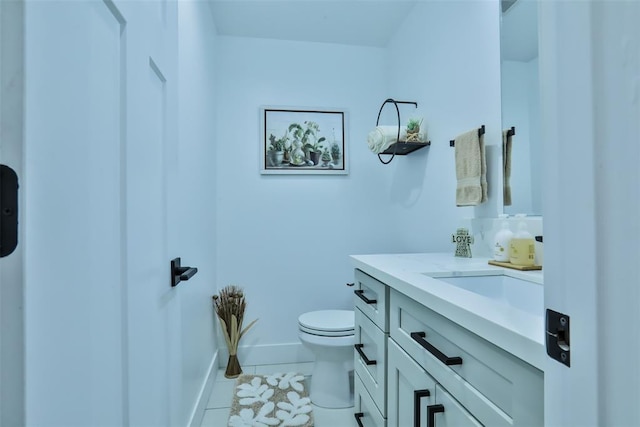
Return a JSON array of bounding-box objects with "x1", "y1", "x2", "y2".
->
[{"x1": 367, "y1": 126, "x2": 407, "y2": 153}]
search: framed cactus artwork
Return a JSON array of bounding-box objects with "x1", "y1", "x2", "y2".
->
[{"x1": 260, "y1": 106, "x2": 348, "y2": 175}]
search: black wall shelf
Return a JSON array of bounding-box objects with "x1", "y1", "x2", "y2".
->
[
  {"x1": 375, "y1": 98, "x2": 430, "y2": 164},
  {"x1": 380, "y1": 141, "x2": 431, "y2": 155}
]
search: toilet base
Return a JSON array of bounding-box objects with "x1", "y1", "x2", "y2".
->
[
  {"x1": 309, "y1": 355, "x2": 354, "y2": 408},
  {"x1": 297, "y1": 310, "x2": 355, "y2": 409}
]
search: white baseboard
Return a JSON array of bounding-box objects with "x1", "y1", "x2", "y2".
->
[
  {"x1": 218, "y1": 342, "x2": 314, "y2": 368},
  {"x1": 188, "y1": 350, "x2": 219, "y2": 427}
]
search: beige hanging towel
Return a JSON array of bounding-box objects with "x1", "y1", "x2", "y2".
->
[
  {"x1": 455, "y1": 128, "x2": 487, "y2": 206},
  {"x1": 502, "y1": 129, "x2": 513, "y2": 206}
]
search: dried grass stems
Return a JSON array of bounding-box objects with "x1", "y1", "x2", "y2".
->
[{"x1": 212, "y1": 285, "x2": 258, "y2": 356}]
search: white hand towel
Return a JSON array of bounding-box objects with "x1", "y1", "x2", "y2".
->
[
  {"x1": 455, "y1": 128, "x2": 487, "y2": 206},
  {"x1": 502, "y1": 129, "x2": 513, "y2": 206},
  {"x1": 367, "y1": 126, "x2": 407, "y2": 154}
]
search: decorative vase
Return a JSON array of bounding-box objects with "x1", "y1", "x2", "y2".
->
[
  {"x1": 290, "y1": 140, "x2": 306, "y2": 166},
  {"x1": 225, "y1": 354, "x2": 242, "y2": 379}
]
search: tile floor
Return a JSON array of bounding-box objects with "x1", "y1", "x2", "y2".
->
[{"x1": 200, "y1": 362, "x2": 355, "y2": 427}]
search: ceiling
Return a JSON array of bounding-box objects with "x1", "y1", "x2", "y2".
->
[
  {"x1": 209, "y1": 1, "x2": 419, "y2": 48},
  {"x1": 209, "y1": 0, "x2": 538, "y2": 59}
]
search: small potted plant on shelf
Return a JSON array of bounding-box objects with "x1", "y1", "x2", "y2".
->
[
  {"x1": 406, "y1": 117, "x2": 423, "y2": 142},
  {"x1": 321, "y1": 147, "x2": 332, "y2": 167},
  {"x1": 330, "y1": 142, "x2": 341, "y2": 165},
  {"x1": 304, "y1": 138, "x2": 326, "y2": 165},
  {"x1": 212, "y1": 285, "x2": 258, "y2": 378},
  {"x1": 268, "y1": 132, "x2": 288, "y2": 166}
]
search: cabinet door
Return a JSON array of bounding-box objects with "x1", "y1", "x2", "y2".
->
[
  {"x1": 387, "y1": 340, "x2": 437, "y2": 427},
  {"x1": 430, "y1": 385, "x2": 483, "y2": 427}
]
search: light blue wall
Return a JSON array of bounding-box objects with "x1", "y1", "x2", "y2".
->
[
  {"x1": 386, "y1": 1, "x2": 503, "y2": 221},
  {"x1": 214, "y1": 1, "x2": 503, "y2": 363}
]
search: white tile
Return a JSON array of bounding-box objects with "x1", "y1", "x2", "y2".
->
[
  {"x1": 254, "y1": 362, "x2": 314, "y2": 376},
  {"x1": 312, "y1": 405, "x2": 356, "y2": 427},
  {"x1": 206, "y1": 380, "x2": 236, "y2": 409},
  {"x1": 200, "y1": 408, "x2": 230, "y2": 427}
]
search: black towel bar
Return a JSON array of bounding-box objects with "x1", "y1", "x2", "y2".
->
[
  {"x1": 450, "y1": 125, "x2": 485, "y2": 147},
  {"x1": 507, "y1": 126, "x2": 516, "y2": 137}
]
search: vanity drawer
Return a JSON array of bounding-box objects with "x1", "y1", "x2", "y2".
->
[
  {"x1": 354, "y1": 269, "x2": 389, "y2": 332},
  {"x1": 355, "y1": 372, "x2": 386, "y2": 427},
  {"x1": 355, "y1": 308, "x2": 387, "y2": 416},
  {"x1": 390, "y1": 290, "x2": 543, "y2": 427}
]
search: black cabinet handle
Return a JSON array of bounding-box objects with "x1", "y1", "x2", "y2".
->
[
  {"x1": 414, "y1": 389, "x2": 431, "y2": 427},
  {"x1": 355, "y1": 344, "x2": 377, "y2": 366},
  {"x1": 427, "y1": 404, "x2": 445, "y2": 427},
  {"x1": 354, "y1": 289, "x2": 377, "y2": 304},
  {"x1": 354, "y1": 412, "x2": 364, "y2": 427},
  {"x1": 410, "y1": 332, "x2": 463, "y2": 366}
]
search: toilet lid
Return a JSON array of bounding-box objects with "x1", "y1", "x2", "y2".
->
[{"x1": 298, "y1": 310, "x2": 354, "y2": 336}]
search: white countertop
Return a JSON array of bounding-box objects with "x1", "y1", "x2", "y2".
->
[{"x1": 350, "y1": 252, "x2": 545, "y2": 371}]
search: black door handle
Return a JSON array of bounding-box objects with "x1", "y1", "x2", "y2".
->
[
  {"x1": 411, "y1": 332, "x2": 462, "y2": 366},
  {"x1": 171, "y1": 257, "x2": 198, "y2": 287},
  {"x1": 414, "y1": 389, "x2": 431, "y2": 427},
  {"x1": 354, "y1": 289, "x2": 377, "y2": 304},
  {"x1": 0, "y1": 165, "x2": 18, "y2": 258},
  {"x1": 427, "y1": 404, "x2": 445, "y2": 427}
]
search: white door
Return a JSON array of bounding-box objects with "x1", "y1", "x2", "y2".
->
[
  {"x1": 0, "y1": 1, "x2": 25, "y2": 425},
  {"x1": 23, "y1": 0, "x2": 181, "y2": 425},
  {"x1": 540, "y1": 1, "x2": 640, "y2": 425}
]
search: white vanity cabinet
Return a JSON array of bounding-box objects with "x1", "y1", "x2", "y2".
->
[
  {"x1": 352, "y1": 265, "x2": 544, "y2": 427},
  {"x1": 353, "y1": 269, "x2": 389, "y2": 427}
]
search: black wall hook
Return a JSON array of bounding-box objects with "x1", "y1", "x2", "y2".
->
[{"x1": 171, "y1": 257, "x2": 198, "y2": 287}]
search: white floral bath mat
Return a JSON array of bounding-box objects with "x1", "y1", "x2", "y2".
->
[{"x1": 228, "y1": 372, "x2": 314, "y2": 427}]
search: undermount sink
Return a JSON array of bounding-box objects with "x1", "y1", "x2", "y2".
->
[{"x1": 426, "y1": 274, "x2": 543, "y2": 316}]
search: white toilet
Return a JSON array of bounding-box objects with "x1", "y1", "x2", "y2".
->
[{"x1": 298, "y1": 310, "x2": 355, "y2": 408}]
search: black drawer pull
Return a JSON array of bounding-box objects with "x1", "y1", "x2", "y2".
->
[
  {"x1": 410, "y1": 332, "x2": 463, "y2": 366},
  {"x1": 354, "y1": 289, "x2": 377, "y2": 304},
  {"x1": 354, "y1": 412, "x2": 364, "y2": 427},
  {"x1": 414, "y1": 389, "x2": 431, "y2": 427},
  {"x1": 427, "y1": 404, "x2": 445, "y2": 427},
  {"x1": 355, "y1": 344, "x2": 377, "y2": 365}
]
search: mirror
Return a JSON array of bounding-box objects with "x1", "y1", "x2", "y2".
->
[{"x1": 499, "y1": 0, "x2": 542, "y2": 215}]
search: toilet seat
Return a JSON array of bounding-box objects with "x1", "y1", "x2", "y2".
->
[{"x1": 298, "y1": 310, "x2": 354, "y2": 337}]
